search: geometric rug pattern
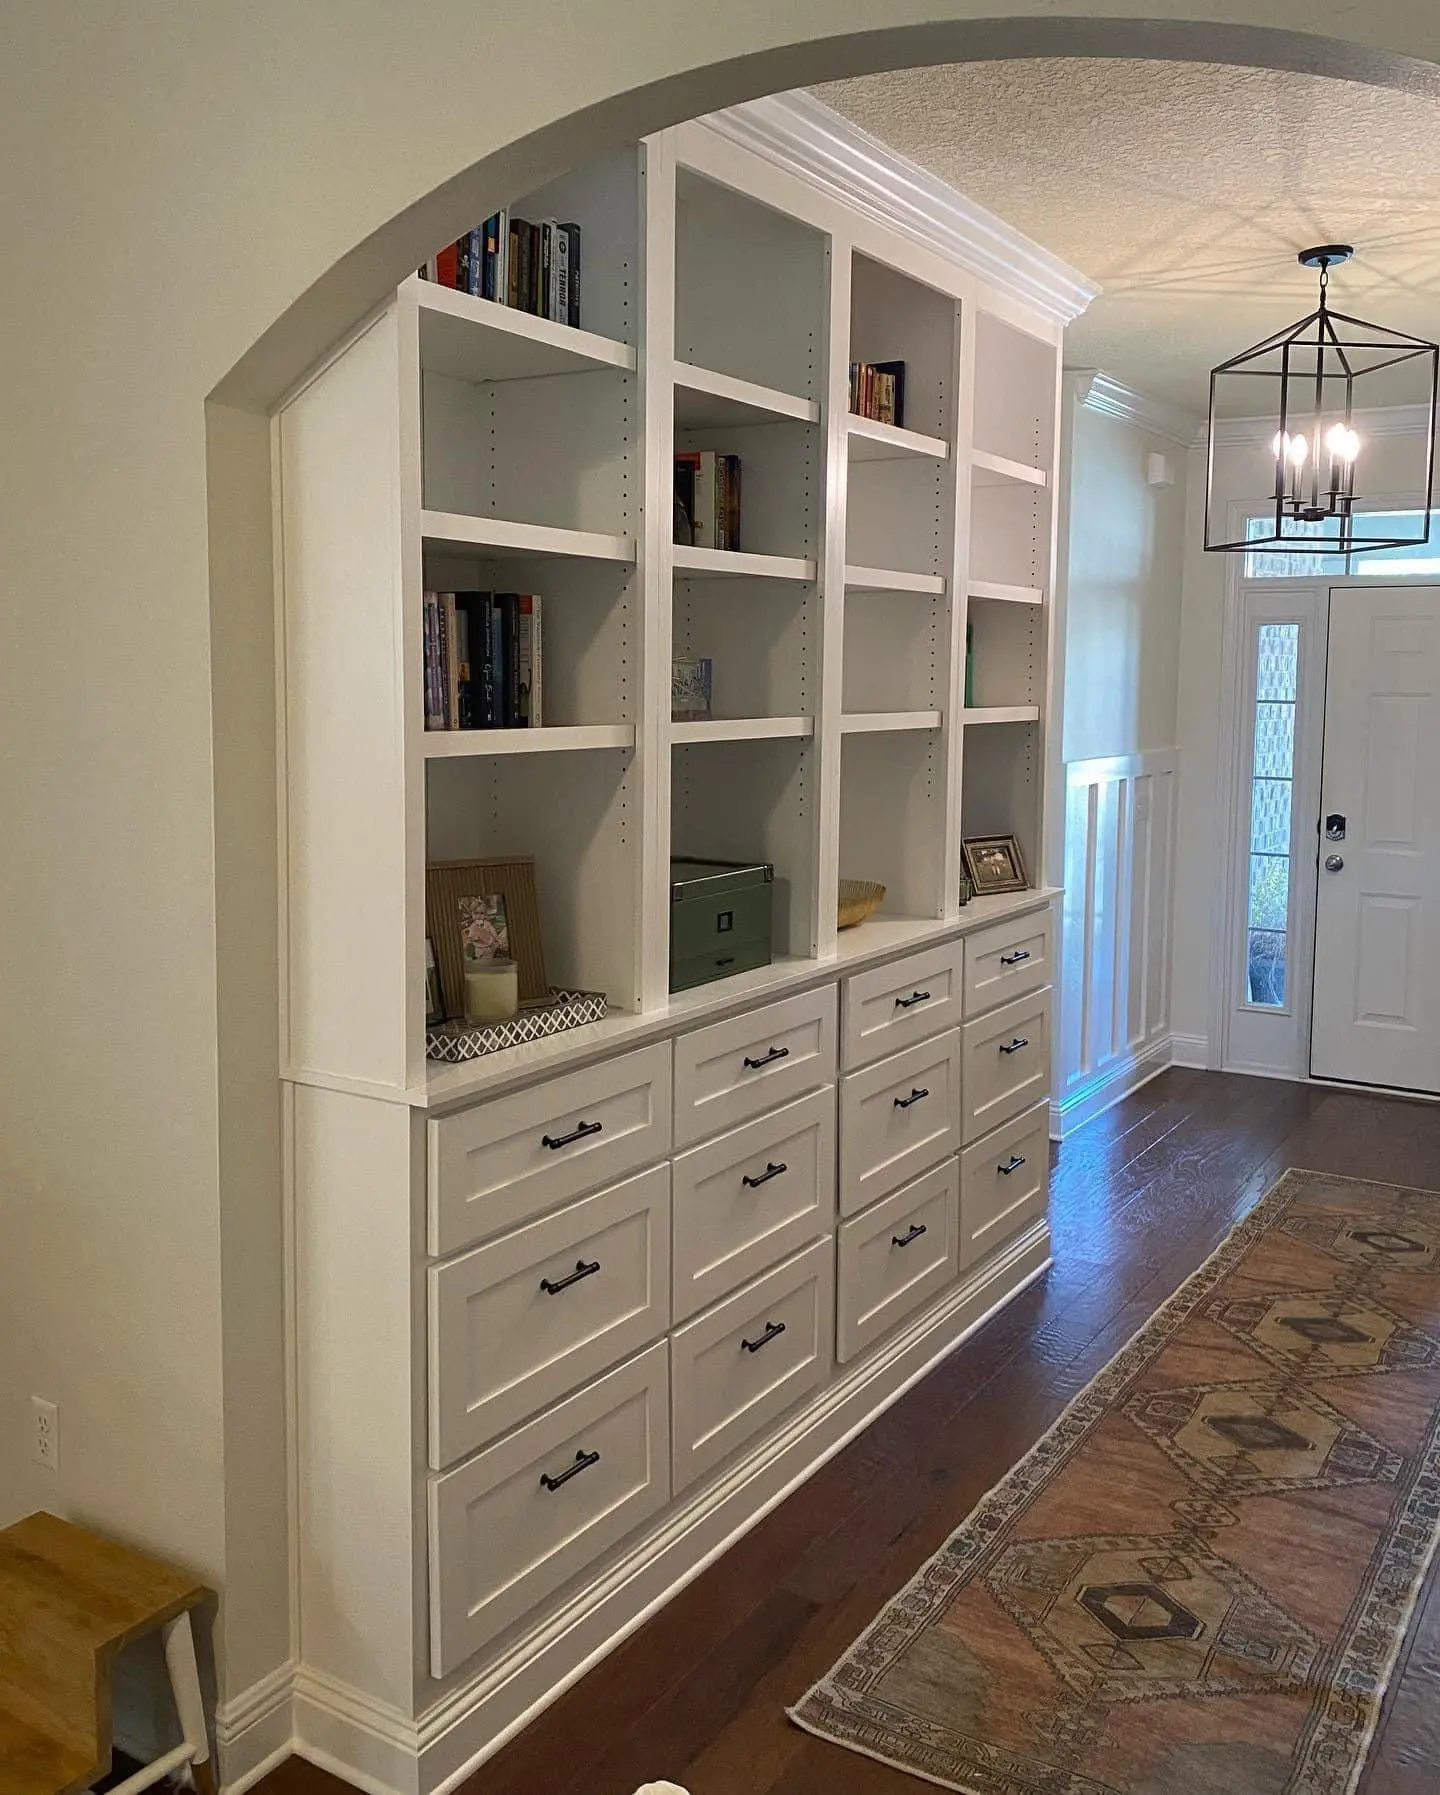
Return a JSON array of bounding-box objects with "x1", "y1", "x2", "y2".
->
[{"x1": 791, "y1": 1170, "x2": 1440, "y2": 1794}]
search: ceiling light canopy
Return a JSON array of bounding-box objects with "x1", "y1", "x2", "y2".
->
[{"x1": 1204, "y1": 246, "x2": 1439, "y2": 555}]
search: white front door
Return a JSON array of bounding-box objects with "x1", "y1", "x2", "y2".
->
[{"x1": 1311, "y1": 585, "x2": 1440, "y2": 1092}]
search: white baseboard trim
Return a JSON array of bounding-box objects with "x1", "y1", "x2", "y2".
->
[
  {"x1": 1170, "y1": 1033, "x2": 1211, "y2": 1068},
  {"x1": 292, "y1": 1226, "x2": 1051, "y2": 1795},
  {"x1": 1051, "y1": 1035, "x2": 1173, "y2": 1139},
  {"x1": 217, "y1": 1660, "x2": 297, "y2": 1794}
]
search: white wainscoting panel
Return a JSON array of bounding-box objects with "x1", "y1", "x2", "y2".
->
[{"x1": 1055, "y1": 751, "x2": 1178, "y2": 1136}]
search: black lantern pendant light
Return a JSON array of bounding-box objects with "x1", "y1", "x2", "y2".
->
[{"x1": 1205, "y1": 245, "x2": 1439, "y2": 554}]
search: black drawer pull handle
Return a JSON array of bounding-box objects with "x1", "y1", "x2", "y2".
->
[
  {"x1": 742, "y1": 1161, "x2": 788, "y2": 1189},
  {"x1": 894, "y1": 1087, "x2": 930, "y2": 1109},
  {"x1": 999, "y1": 1037, "x2": 1029, "y2": 1056},
  {"x1": 716, "y1": 955, "x2": 736, "y2": 968},
  {"x1": 743, "y1": 1045, "x2": 790, "y2": 1070},
  {"x1": 998, "y1": 1155, "x2": 1027, "y2": 1176},
  {"x1": 540, "y1": 1258, "x2": 601, "y2": 1295},
  {"x1": 741, "y1": 1319, "x2": 786, "y2": 1354},
  {"x1": 540, "y1": 1448, "x2": 600, "y2": 1492},
  {"x1": 1000, "y1": 950, "x2": 1031, "y2": 966},
  {"x1": 892, "y1": 1222, "x2": 928, "y2": 1248},
  {"x1": 894, "y1": 990, "x2": 932, "y2": 1010},
  {"x1": 541, "y1": 1119, "x2": 604, "y2": 1150}
]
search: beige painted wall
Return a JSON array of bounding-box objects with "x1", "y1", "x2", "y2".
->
[
  {"x1": 4, "y1": 0, "x2": 1440, "y2": 1727},
  {"x1": 1060, "y1": 402, "x2": 1188, "y2": 763}
]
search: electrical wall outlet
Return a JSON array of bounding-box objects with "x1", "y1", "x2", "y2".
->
[{"x1": 31, "y1": 1397, "x2": 59, "y2": 1471}]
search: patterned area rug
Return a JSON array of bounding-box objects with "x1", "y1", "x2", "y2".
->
[{"x1": 791, "y1": 1169, "x2": 1440, "y2": 1795}]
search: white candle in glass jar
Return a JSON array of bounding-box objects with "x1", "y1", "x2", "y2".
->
[{"x1": 464, "y1": 956, "x2": 519, "y2": 1022}]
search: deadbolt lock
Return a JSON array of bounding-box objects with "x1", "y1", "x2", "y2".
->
[{"x1": 1325, "y1": 813, "x2": 1347, "y2": 841}]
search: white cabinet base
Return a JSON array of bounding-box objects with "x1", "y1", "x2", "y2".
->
[{"x1": 292, "y1": 1218, "x2": 1051, "y2": 1795}]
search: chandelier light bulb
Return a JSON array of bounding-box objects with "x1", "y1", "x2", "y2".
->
[{"x1": 1326, "y1": 423, "x2": 1361, "y2": 464}]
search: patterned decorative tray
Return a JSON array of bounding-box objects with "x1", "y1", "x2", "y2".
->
[{"x1": 426, "y1": 988, "x2": 609, "y2": 1062}]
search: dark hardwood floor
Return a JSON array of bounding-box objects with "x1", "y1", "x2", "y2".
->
[{"x1": 254, "y1": 1070, "x2": 1440, "y2": 1795}]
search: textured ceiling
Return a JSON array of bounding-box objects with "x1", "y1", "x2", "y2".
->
[{"x1": 815, "y1": 60, "x2": 1440, "y2": 414}]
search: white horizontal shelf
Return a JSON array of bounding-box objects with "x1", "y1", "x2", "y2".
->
[
  {"x1": 673, "y1": 362, "x2": 819, "y2": 429},
  {"x1": 844, "y1": 564, "x2": 946, "y2": 596},
  {"x1": 971, "y1": 448, "x2": 1048, "y2": 489},
  {"x1": 408, "y1": 277, "x2": 636, "y2": 383},
  {"x1": 847, "y1": 414, "x2": 950, "y2": 463},
  {"x1": 670, "y1": 716, "x2": 814, "y2": 745},
  {"x1": 422, "y1": 725, "x2": 634, "y2": 758},
  {"x1": 968, "y1": 579, "x2": 1043, "y2": 606},
  {"x1": 841, "y1": 711, "x2": 943, "y2": 735},
  {"x1": 673, "y1": 544, "x2": 816, "y2": 583},
  {"x1": 421, "y1": 512, "x2": 635, "y2": 564},
  {"x1": 964, "y1": 705, "x2": 1040, "y2": 725}
]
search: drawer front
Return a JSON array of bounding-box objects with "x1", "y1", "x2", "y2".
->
[
  {"x1": 840, "y1": 1030, "x2": 962, "y2": 1218},
  {"x1": 428, "y1": 1342, "x2": 669, "y2": 1676},
  {"x1": 672, "y1": 1087, "x2": 836, "y2": 1322},
  {"x1": 673, "y1": 984, "x2": 837, "y2": 1150},
  {"x1": 842, "y1": 940, "x2": 967, "y2": 1070},
  {"x1": 836, "y1": 1157, "x2": 960, "y2": 1363},
  {"x1": 670, "y1": 1238, "x2": 833, "y2": 1493},
  {"x1": 429, "y1": 1164, "x2": 671, "y2": 1468},
  {"x1": 428, "y1": 1043, "x2": 672, "y2": 1254},
  {"x1": 961, "y1": 989, "x2": 1051, "y2": 1144},
  {"x1": 960, "y1": 1101, "x2": 1051, "y2": 1270},
  {"x1": 963, "y1": 910, "x2": 1053, "y2": 1016}
]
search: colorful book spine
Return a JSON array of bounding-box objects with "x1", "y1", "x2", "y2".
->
[
  {"x1": 563, "y1": 224, "x2": 581, "y2": 328},
  {"x1": 483, "y1": 213, "x2": 503, "y2": 302},
  {"x1": 440, "y1": 592, "x2": 459, "y2": 728},
  {"x1": 507, "y1": 221, "x2": 522, "y2": 308},
  {"x1": 488, "y1": 599, "x2": 504, "y2": 728},
  {"x1": 467, "y1": 225, "x2": 484, "y2": 297},
  {"x1": 529, "y1": 594, "x2": 543, "y2": 726},
  {"x1": 551, "y1": 224, "x2": 569, "y2": 326},
  {"x1": 422, "y1": 590, "x2": 443, "y2": 729},
  {"x1": 515, "y1": 595, "x2": 535, "y2": 726},
  {"x1": 498, "y1": 593, "x2": 518, "y2": 726},
  {"x1": 435, "y1": 241, "x2": 459, "y2": 289}
]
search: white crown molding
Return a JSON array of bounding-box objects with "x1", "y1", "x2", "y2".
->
[
  {"x1": 703, "y1": 90, "x2": 1099, "y2": 326},
  {"x1": 1070, "y1": 369, "x2": 1199, "y2": 448},
  {"x1": 1201, "y1": 402, "x2": 1434, "y2": 452}
]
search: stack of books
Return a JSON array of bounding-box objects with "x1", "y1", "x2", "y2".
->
[
  {"x1": 421, "y1": 212, "x2": 581, "y2": 330},
  {"x1": 674, "y1": 452, "x2": 741, "y2": 551},
  {"x1": 849, "y1": 360, "x2": 907, "y2": 429},
  {"x1": 423, "y1": 591, "x2": 543, "y2": 730}
]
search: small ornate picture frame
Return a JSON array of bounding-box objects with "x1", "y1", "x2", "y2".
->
[{"x1": 962, "y1": 833, "x2": 1028, "y2": 895}]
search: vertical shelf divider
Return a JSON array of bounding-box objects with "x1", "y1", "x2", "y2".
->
[
  {"x1": 813, "y1": 241, "x2": 851, "y2": 962},
  {"x1": 638, "y1": 136, "x2": 677, "y2": 1011}
]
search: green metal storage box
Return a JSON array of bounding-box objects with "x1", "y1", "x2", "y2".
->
[{"x1": 669, "y1": 858, "x2": 774, "y2": 992}]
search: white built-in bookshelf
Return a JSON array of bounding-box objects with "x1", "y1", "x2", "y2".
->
[
  {"x1": 275, "y1": 115, "x2": 1066, "y2": 1105},
  {"x1": 269, "y1": 102, "x2": 1091, "y2": 1790}
]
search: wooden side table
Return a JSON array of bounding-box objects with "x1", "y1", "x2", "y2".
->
[{"x1": 0, "y1": 1512, "x2": 215, "y2": 1795}]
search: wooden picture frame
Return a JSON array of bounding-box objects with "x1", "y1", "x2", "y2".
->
[
  {"x1": 962, "y1": 834, "x2": 1028, "y2": 896},
  {"x1": 426, "y1": 857, "x2": 548, "y2": 1016}
]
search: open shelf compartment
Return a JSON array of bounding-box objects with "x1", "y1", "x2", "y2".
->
[
  {"x1": 972, "y1": 310, "x2": 1058, "y2": 473},
  {"x1": 961, "y1": 716, "x2": 1042, "y2": 888},
  {"x1": 426, "y1": 745, "x2": 641, "y2": 1013},
  {"x1": 674, "y1": 166, "x2": 828, "y2": 401},
  {"x1": 670, "y1": 734, "x2": 818, "y2": 970},
  {"x1": 838, "y1": 728, "x2": 948, "y2": 924},
  {"x1": 422, "y1": 544, "x2": 638, "y2": 733},
  {"x1": 845, "y1": 254, "x2": 959, "y2": 582}
]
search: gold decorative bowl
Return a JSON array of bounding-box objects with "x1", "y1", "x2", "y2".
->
[{"x1": 837, "y1": 878, "x2": 885, "y2": 930}]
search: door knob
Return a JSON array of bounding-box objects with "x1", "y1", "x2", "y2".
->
[{"x1": 1325, "y1": 854, "x2": 1345, "y2": 873}]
